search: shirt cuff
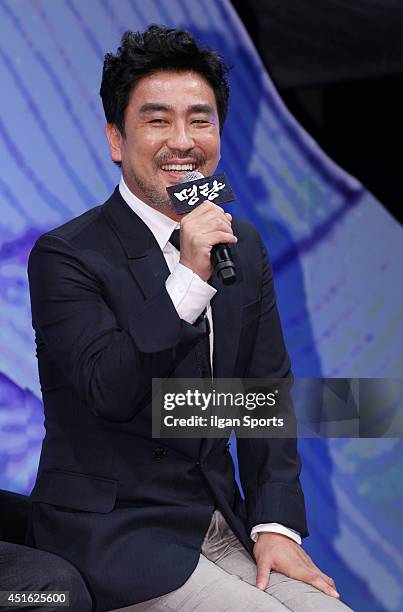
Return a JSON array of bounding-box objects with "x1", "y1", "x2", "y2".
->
[
  {"x1": 250, "y1": 523, "x2": 302, "y2": 545},
  {"x1": 165, "y1": 263, "x2": 217, "y2": 324}
]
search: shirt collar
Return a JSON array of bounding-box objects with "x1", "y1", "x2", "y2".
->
[{"x1": 119, "y1": 175, "x2": 179, "y2": 251}]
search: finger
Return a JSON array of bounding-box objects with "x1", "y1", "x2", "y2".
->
[
  {"x1": 199, "y1": 218, "x2": 234, "y2": 234},
  {"x1": 204, "y1": 215, "x2": 233, "y2": 230},
  {"x1": 203, "y1": 202, "x2": 225, "y2": 214},
  {"x1": 298, "y1": 549, "x2": 337, "y2": 588},
  {"x1": 183, "y1": 221, "x2": 232, "y2": 243},
  {"x1": 320, "y1": 573, "x2": 337, "y2": 590},
  {"x1": 183, "y1": 209, "x2": 232, "y2": 230},
  {"x1": 180, "y1": 201, "x2": 217, "y2": 222},
  {"x1": 204, "y1": 231, "x2": 238, "y2": 246},
  {"x1": 310, "y1": 574, "x2": 339, "y2": 599},
  {"x1": 256, "y1": 562, "x2": 271, "y2": 591},
  {"x1": 193, "y1": 201, "x2": 224, "y2": 217},
  {"x1": 301, "y1": 556, "x2": 337, "y2": 590},
  {"x1": 200, "y1": 207, "x2": 230, "y2": 224}
]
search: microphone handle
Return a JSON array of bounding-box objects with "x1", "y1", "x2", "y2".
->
[{"x1": 211, "y1": 243, "x2": 237, "y2": 285}]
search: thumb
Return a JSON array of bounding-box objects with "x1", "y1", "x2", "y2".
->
[{"x1": 256, "y1": 561, "x2": 271, "y2": 591}]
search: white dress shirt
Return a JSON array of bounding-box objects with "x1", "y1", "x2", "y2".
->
[{"x1": 119, "y1": 176, "x2": 301, "y2": 546}]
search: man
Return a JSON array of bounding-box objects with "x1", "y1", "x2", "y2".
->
[{"x1": 27, "y1": 26, "x2": 352, "y2": 611}]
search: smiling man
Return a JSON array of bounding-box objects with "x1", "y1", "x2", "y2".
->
[
  {"x1": 27, "y1": 26, "x2": 352, "y2": 612},
  {"x1": 106, "y1": 72, "x2": 221, "y2": 211}
]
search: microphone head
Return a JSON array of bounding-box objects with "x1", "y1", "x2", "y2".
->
[{"x1": 181, "y1": 170, "x2": 204, "y2": 183}]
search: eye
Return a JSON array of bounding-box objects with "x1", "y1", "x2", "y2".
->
[
  {"x1": 192, "y1": 119, "x2": 210, "y2": 125},
  {"x1": 148, "y1": 118, "x2": 168, "y2": 124}
]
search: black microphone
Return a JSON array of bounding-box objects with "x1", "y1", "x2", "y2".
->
[{"x1": 181, "y1": 171, "x2": 237, "y2": 285}]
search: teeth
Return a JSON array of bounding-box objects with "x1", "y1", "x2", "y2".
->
[{"x1": 161, "y1": 164, "x2": 196, "y2": 172}]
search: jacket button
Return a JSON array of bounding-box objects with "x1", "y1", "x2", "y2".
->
[{"x1": 152, "y1": 447, "x2": 166, "y2": 459}]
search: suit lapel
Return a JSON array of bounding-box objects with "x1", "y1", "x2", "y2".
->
[
  {"x1": 127, "y1": 249, "x2": 170, "y2": 301},
  {"x1": 102, "y1": 187, "x2": 171, "y2": 297}
]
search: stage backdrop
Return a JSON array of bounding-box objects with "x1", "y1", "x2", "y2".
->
[{"x1": 0, "y1": 1, "x2": 402, "y2": 610}]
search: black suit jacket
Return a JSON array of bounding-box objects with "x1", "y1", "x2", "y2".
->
[{"x1": 27, "y1": 188, "x2": 308, "y2": 611}]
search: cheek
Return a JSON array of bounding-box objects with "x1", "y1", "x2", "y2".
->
[
  {"x1": 204, "y1": 135, "x2": 221, "y2": 163},
  {"x1": 208, "y1": 131, "x2": 220, "y2": 150},
  {"x1": 125, "y1": 129, "x2": 163, "y2": 158},
  {"x1": 143, "y1": 132, "x2": 165, "y2": 150},
  {"x1": 197, "y1": 131, "x2": 220, "y2": 154}
]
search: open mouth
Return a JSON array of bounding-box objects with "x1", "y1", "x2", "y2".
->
[{"x1": 160, "y1": 163, "x2": 198, "y2": 173}]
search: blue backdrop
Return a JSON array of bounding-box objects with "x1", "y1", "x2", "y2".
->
[{"x1": 0, "y1": 1, "x2": 402, "y2": 610}]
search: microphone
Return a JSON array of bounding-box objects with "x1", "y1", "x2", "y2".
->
[{"x1": 181, "y1": 171, "x2": 237, "y2": 285}]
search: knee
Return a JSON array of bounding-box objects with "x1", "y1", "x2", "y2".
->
[
  {"x1": 33, "y1": 549, "x2": 93, "y2": 612},
  {"x1": 0, "y1": 542, "x2": 93, "y2": 612}
]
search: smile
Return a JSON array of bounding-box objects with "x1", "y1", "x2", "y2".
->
[{"x1": 161, "y1": 163, "x2": 197, "y2": 172}]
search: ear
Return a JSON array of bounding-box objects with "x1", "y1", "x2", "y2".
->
[{"x1": 105, "y1": 123, "x2": 122, "y2": 164}]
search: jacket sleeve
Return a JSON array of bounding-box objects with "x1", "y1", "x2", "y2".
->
[
  {"x1": 28, "y1": 234, "x2": 202, "y2": 423},
  {"x1": 236, "y1": 234, "x2": 308, "y2": 538}
]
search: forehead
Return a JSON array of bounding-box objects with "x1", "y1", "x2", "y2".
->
[{"x1": 128, "y1": 70, "x2": 218, "y2": 111}]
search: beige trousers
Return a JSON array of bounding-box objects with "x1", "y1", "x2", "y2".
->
[{"x1": 110, "y1": 509, "x2": 353, "y2": 611}]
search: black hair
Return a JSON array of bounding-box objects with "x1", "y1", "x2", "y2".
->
[{"x1": 100, "y1": 25, "x2": 230, "y2": 135}]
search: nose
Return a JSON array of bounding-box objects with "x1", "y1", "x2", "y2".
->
[{"x1": 166, "y1": 121, "x2": 195, "y2": 151}]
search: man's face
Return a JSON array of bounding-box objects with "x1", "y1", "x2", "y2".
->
[{"x1": 106, "y1": 70, "x2": 221, "y2": 216}]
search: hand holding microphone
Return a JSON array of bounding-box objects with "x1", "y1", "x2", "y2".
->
[
  {"x1": 166, "y1": 171, "x2": 237, "y2": 284},
  {"x1": 179, "y1": 200, "x2": 237, "y2": 282}
]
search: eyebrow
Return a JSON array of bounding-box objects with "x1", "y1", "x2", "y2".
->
[
  {"x1": 139, "y1": 103, "x2": 214, "y2": 115},
  {"x1": 139, "y1": 103, "x2": 173, "y2": 113},
  {"x1": 188, "y1": 103, "x2": 214, "y2": 114}
]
